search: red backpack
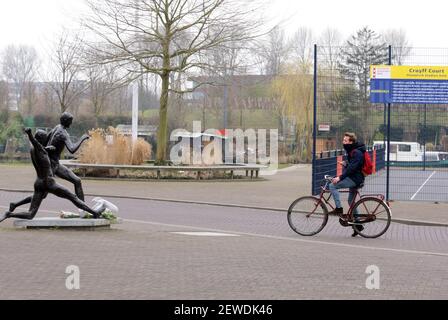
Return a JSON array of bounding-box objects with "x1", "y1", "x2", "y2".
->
[{"x1": 351, "y1": 150, "x2": 373, "y2": 177}]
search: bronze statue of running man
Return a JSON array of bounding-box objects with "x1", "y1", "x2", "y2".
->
[{"x1": 0, "y1": 128, "x2": 105, "y2": 223}]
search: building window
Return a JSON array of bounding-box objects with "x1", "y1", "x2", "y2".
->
[{"x1": 398, "y1": 144, "x2": 411, "y2": 152}]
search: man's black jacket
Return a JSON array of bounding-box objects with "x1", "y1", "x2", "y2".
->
[{"x1": 340, "y1": 142, "x2": 366, "y2": 186}]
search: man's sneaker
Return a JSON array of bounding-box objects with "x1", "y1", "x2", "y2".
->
[
  {"x1": 352, "y1": 225, "x2": 364, "y2": 237},
  {"x1": 329, "y1": 207, "x2": 343, "y2": 216}
]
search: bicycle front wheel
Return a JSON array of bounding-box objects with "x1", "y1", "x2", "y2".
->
[
  {"x1": 287, "y1": 196, "x2": 329, "y2": 236},
  {"x1": 351, "y1": 197, "x2": 392, "y2": 239}
]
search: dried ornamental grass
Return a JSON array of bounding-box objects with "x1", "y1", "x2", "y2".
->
[
  {"x1": 79, "y1": 129, "x2": 108, "y2": 164},
  {"x1": 131, "y1": 138, "x2": 151, "y2": 165},
  {"x1": 79, "y1": 127, "x2": 152, "y2": 165}
]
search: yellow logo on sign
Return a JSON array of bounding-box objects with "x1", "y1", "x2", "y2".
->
[{"x1": 371, "y1": 65, "x2": 448, "y2": 80}]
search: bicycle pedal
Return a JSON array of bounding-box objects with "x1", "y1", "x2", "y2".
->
[{"x1": 338, "y1": 218, "x2": 350, "y2": 227}]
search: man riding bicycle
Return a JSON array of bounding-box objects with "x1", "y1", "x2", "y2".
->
[{"x1": 329, "y1": 132, "x2": 366, "y2": 237}]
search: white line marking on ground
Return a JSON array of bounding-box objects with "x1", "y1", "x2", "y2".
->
[
  {"x1": 123, "y1": 219, "x2": 448, "y2": 258},
  {"x1": 171, "y1": 232, "x2": 240, "y2": 237},
  {"x1": 411, "y1": 171, "x2": 437, "y2": 201}
]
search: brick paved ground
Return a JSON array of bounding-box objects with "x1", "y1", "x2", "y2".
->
[
  {"x1": 0, "y1": 191, "x2": 447, "y2": 300},
  {"x1": 1, "y1": 164, "x2": 447, "y2": 300},
  {"x1": 0, "y1": 219, "x2": 447, "y2": 300}
]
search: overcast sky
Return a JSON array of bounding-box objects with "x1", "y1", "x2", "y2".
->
[
  {"x1": 0, "y1": 0, "x2": 446, "y2": 55},
  {"x1": 0, "y1": 0, "x2": 85, "y2": 51}
]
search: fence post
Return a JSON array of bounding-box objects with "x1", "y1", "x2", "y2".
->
[
  {"x1": 386, "y1": 45, "x2": 392, "y2": 202},
  {"x1": 383, "y1": 103, "x2": 387, "y2": 147},
  {"x1": 312, "y1": 44, "x2": 318, "y2": 195},
  {"x1": 423, "y1": 103, "x2": 427, "y2": 171}
]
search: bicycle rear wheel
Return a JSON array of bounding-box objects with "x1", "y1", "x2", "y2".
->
[
  {"x1": 287, "y1": 196, "x2": 328, "y2": 236},
  {"x1": 351, "y1": 197, "x2": 391, "y2": 239}
]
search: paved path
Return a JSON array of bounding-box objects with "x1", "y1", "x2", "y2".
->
[{"x1": 1, "y1": 191, "x2": 447, "y2": 299}]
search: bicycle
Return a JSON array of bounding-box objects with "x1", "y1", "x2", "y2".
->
[{"x1": 287, "y1": 175, "x2": 392, "y2": 238}]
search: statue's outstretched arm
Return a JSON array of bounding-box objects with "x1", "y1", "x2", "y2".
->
[
  {"x1": 64, "y1": 134, "x2": 89, "y2": 154},
  {"x1": 24, "y1": 128, "x2": 45, "y2": 154}
]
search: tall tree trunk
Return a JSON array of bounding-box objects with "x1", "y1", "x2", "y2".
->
[
  {"x1": 156, "y1": 33, "x2": 172, "y2": 164},
  {"x1": 156, "y1": 72, "x2": 170, "y2": 164}
]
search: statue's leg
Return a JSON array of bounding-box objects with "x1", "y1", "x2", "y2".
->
[
  {"x1": 9, "y1": 196, "x2": 33, "y2": 212},
  {"x1": 49, "y1": 182, "x2": 104, "y2": 218},
  {"x1": 55, "y1": 164, "x2": 85, "y2": 201},
  {"x1": 6, "y1": 192, "x2": 46, "y2": 220}
]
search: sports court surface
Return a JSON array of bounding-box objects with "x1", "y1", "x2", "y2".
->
[{"x1": 365, "y1": 168, "x2": 448, "y2": 202}]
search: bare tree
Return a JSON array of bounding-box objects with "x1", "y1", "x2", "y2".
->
[
  {"x1": 251, "y1": 26, "x2": 289, "y2": 139},
  {"x1": 255, "y1": 26, "x2": 288, "y2": 76},
  {"x1": 83, "y1": 0, "x2": 268, "y2": 163},
  {"x1": 289, "y1": 27, "x2": 314, "y2": 73},
  {"x1": 197, "y1": 34, "x2": 255, "y2": 130},
  {"x1": 318, "y1": 27, "x2": 342, "y2": 72},
  {"x1": 382, "y1": 29, "x2": 411, "y2": 65},
  {"x1": 47, "y1": 31, "x2": 88, "y2": 113},
  {"x1": 38, "y1": 84, "x2": 60, "y2": 115},
  {"x1": 85, "y1": 62, "x2": 125, "y2": 118},
  {"x1": 204, "y1": 40, "x2": 248, "y2": 78},
  {"x1": 1, "y1": 44, "x2": 39, "y2": 114}
]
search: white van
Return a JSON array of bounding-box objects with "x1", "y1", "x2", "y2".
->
[{"x1": 373, "y1": 141, "x2": 448, "y2": 162}]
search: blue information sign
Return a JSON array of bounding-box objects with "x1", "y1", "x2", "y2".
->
[
  {"x1": 370, "y1": 65, "x2": 448, "y2": 104},
  {"x1": 371, "y1": 79, "x2": 448, "y2": 104}
]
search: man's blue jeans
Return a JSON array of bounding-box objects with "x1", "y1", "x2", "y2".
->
[{"x1": 329, "y1": 177, "x2": 359, "y2": 216}]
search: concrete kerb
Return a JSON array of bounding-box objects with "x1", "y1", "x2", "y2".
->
[
  {"x1": 1, "y1": 188, "x2": 447, "y2": 228},
  {"x1": 64, "y1": 176, "x2": 268, "y2": 183}
]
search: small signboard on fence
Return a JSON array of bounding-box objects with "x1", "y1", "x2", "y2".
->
[
  {"x1": 318, "y1": 124, "x2": 331, "y2": 132},
  {"x1": 370, "y1": 65, "x2": 448, "y2": 104}
]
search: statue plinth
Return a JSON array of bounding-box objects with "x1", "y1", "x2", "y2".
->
[{"x1": 14, "y1": 217, "x2": 111, "y2": 230}]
